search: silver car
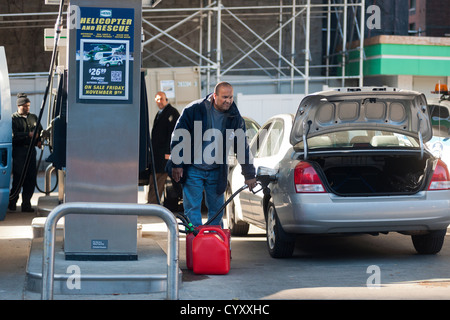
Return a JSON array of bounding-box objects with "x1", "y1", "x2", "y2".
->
[{"x1": 227, "y1": 87, "x2": 450, "y2": 258}]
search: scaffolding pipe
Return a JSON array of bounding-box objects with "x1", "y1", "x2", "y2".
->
[
  {"x1": 305, "y1": 0, "x2": 311, "y2": 94},
  {"x1": 341, "y1": 0, "x2": 348, "y2": 87},
  {"x1": 221, "y1": 7, "x2": 306, "y2": 77},
  {"x1": 207, "y1": 0, "x2": 213, "y2": 92},
  {"x1": 221, "y1": 22, "x2": 286, "y2": 77},
  {"x1": 277, "y1": 0, "x2": 283, "y2": 93},
  {"x1": 326, "y1": 0, "x2": 332, "y2": 84},
  {"x1": 5, "y1": 1, "x2": 366, "y2": 95},
  {"x1": 359, "y1": 0, "x2": 365, "y2": 87},
  {"x1": 290, "y1": 0, "x2": 296, "y2": 93},
  {"x1": 143, "y1": 18, "x2": 216, "y2": 67},
  {"x1": 216, "y1": 0, "x2": 222, "y2": 82}
]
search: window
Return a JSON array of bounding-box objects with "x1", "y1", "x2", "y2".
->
[
  {"x1": 250, "y1": 122, "x2": 271, "y2": 156},
  {"x1": 429, "y1": 104, "x2": 450, "y2": 138},
  {"x1": 251, "y1": 120, "x2": 284, "y2": 158},
  {"x1": 244, "y1": 119, "x2": 260, "y2": 142},
  {"x1": 258, "y1": 120, "x2": 284, "y2": 157},
  {"x1": 294, "y1": 130, "x2": 420, "y2": 150}
]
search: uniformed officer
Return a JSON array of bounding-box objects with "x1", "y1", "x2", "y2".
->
[{"x1": 8, "y1": 93, "x2": 42, "y2": 212}]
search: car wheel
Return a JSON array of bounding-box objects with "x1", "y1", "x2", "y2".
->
[
  {"x1": 266, "y1": 202, "x2": 295, "y2": 258},
  {"x1": 225, "y1": 187, "x2": 249, "y2": 236},
  {"x1": 411, "y1": 229, "x2": 446, "y2": 254}
]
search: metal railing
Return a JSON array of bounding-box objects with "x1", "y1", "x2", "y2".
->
[{"x1": 42, "y1": 202, "x2": 179, "y2": 300}]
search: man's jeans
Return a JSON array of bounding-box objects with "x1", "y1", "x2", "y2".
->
[{"x1": 182, "y1": 166, "x2": 225, "y2": 227}]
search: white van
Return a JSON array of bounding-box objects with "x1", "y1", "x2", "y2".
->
[{"x1": 0, "y1": 47, "x2": 12, "y2": 220}]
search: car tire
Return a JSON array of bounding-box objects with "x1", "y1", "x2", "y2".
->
[
  {"x1": 225, "y1": 188, "x2": 249, "y2": 236},
  {"x1": 266, "y1": 202, "x2": 295, "y2": 258},
  {"x1": 411, "y1": 229, "x2": 446, "y2": 254}
]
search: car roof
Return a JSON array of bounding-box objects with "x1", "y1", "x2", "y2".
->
[
  {"x1": 260, "y1": 113, "x2": 294, "y2": 127},
  {"x1": 428, "y1": 97, "x2": 450, "y2": 107}
]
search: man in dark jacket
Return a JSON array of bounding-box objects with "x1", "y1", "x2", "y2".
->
[
  {"x1": 147, "y1": 91, "x2": 180, "y2": 204},
  {"x1": 9, "y1": 93, "x2": 42, "y2": 212},
  {"x1": 170, "y1": 82, "x2": 256, "y2": 227}
]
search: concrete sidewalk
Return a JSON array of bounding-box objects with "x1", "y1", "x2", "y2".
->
[
  {"x1": 0, "y1": 186, "x2": 178, "y2": 300},
  {"x1": 0, "y1": 181, "x2": 246, "y2": 300},
  {"x1": 0, "y1": 210, "x2": 35, "y2": 300}
]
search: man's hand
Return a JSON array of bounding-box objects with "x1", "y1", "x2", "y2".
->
[
  {"x1": 172, "y1": 167, "x2": 183, "y2": 183},
  {"x1": 245, "y1": 178, "x2": 257, "y2": 191}
]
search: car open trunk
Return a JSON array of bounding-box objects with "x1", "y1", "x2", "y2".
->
[{"x1": 307, "y1": 152, "x2": 435, "y2": 196}]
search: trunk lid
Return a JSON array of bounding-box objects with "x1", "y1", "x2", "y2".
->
[{"x1": 290, "y1": 87, "x2": 432, "y2": 147}]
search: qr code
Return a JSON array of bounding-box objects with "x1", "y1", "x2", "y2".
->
[{"x1": 111, "y1": 71, "x2": 122, "y2": 82}]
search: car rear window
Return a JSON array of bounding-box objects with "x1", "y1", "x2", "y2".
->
[{"x1": 295, "y1": 130, "x2": 420, "y2": 150}]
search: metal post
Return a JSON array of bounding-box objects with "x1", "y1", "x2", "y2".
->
[
  {"x1": 199, "y1": 0, "x2": 203, "y2": 68},
  {"x1": 216, "y1": 0, "x2": 222, "y2": 83},
  {"x1": 359, "y1": 0, "x2": 365, "y2": 87},
  {"x1": 342, "y1": 0, "x2": 348, "y2": 87},
  {"x1": 305, "y1": 0, "x2": 311, "y2": 94},
  {"x1": 207, "y1": 0, "x2": 212, "y2": 92},
  {"x1": 42, "y1": 203, "x2": 179, "y2": 300},
  {"x1": 44, "y1": 164, "x2": 55, "y2": 195},
  {"x1": 326, "y1": 0, "x2": 331, "y2": 85},
  {"x1": 290, "y1": 0, "x2": 296, "y2": 93},
  {"x1": 277, "y1": 0, "x2": 283, "y2": 93},
  {"x1": 57, "y1": 169, "x2": 64, "y2": 203}
]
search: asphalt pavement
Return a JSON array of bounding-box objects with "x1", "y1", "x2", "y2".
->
[{"x1": 2, "y1": 174, "x2": 450, "y2": 303}]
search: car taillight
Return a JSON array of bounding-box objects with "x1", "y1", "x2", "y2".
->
[
  {"x1": 428, "y1": 159, "x2": 450, "y2": 191},
  {"x1": 294, "y1": 162, "x2": 326, "y2": 193}
]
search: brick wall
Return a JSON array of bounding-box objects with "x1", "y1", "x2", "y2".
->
[
  {"x1": 0, "y1": 1, "x2": 54, "y2": 73},
  {"x1": 425, "y1": 0, "x2": 450, "y2": 37}
]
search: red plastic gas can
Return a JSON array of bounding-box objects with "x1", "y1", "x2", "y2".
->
[
  {"x1": 186, "y1": 225, "x2": 230, "y2": 270},
  {"x1": 192, "y1": 227, "x2": 230, "y2": 275}
]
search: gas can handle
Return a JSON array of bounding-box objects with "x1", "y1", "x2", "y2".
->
[{"x1": 197, "y1": 227, "x2": 227, "y2": 241}]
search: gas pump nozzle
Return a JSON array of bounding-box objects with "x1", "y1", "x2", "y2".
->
[
  {"x1": 179, "y1": 166, "x2": 279, "y2": 233},
  {"x1": 255, "y1": 166, "x2": 278, "y2": 194}
]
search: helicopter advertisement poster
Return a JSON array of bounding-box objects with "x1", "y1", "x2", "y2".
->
[{"x1": 76, "y1": 7, "x2": 134, "y2": 102}]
